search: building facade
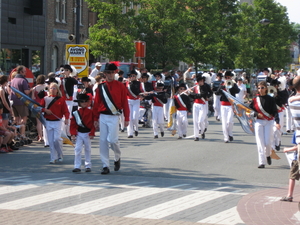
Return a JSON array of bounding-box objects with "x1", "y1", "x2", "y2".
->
[{"x1": 0, "y1": 0, "x2": 91, "y2": 76}]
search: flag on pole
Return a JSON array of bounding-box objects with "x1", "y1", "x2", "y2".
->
[
  {"x1": 222, "y1": 90, "x2": 255, "y2": 135},
  {"x1": 10, "y1": 85, "x2": 74, "y2": 147},
  {"x1": 10, "y1": 86, "x2": 47, "y2": 126}
]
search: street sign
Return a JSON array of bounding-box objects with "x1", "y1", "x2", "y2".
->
[
  {"x1": 135, "y1": 41, "x2": 146, "y2": 58},
  {"x1": 65, "y1": 44, "x2": 89, "y2": 77}
]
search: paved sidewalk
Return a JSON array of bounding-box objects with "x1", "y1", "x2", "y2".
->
[{"x1": 238, "y1": 185, "x2": 300, "y2": 225}]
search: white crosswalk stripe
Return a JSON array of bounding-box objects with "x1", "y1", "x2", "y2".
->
[
  {"x1": 54, "y1": 186, "x2": 167, "y2": 214},
  {"x1": 125, "y1": 190, "x2": 240, "y2": 219},
  {"x1": 0, "y1": 185, "x2": 101, "y2": 210},
  {"x1": 0, "y1": 176, "x2": 246, "y2": 224},
  {"x1": 197, "y1": 206, "x2": 244, "y2": 224}
]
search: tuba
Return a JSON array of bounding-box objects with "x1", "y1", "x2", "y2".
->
[
  {"x1": 267, "y1": 86, "x2": 277, "y2": 97},
  {"x1": 225, "y1": 79, "x2": 234, "y2": 89}
]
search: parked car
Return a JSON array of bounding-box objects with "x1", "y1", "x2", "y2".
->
[{"x1": 90, "y1": 62, "x2": 142, "y2": 78}]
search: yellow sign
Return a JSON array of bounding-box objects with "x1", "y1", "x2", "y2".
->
[{"x1": 65, "y1": 44, "x2": 89, "y2": 77}]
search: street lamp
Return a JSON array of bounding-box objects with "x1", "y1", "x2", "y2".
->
[{"x1": 259, "y1": 18, "x2": 271, "y2": 26}]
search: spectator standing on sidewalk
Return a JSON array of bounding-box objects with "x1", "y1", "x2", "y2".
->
[{"x1": 10, "y1": 65, "x2": 30, "y2": 125}]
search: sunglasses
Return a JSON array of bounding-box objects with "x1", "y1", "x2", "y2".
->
[
  {"x1": 257, "y1": 87, "x2": 265, "y2": 90},
  {"x1": 79, "y1": 100, "x2": 89, "y2": 103}
]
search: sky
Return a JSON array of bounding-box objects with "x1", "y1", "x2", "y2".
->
[{"x1": 275, "y1": 0, "x2": 300, "y2": 24}]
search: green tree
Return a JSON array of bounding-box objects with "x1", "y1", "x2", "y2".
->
[
  {"x1": 252, "y1": 0, "x2": 297, "y2": 69},
  {"x1": 182, "y1": 0, "x2": 219, "y2": 73},
  {"x1": 234, "y1": 2, "x2": 257, "y2": 71},
  {"x1": 135, "y1": 0, "x2": 187, "y2": 69},
  {"x1": 85, "y1": 0, "x2": 138, "y2": 61},
  {"x1": 213, "y1": 0, "x2": 239, "y2": 70}
]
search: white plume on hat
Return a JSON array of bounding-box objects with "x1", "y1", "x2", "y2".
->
[
  {"x1": 88, "y1": 76, "x2": 96, "y2": 85},
  {"x1": 202, "y1": 73, "x2": 211, "y2": 85},
  {"x1": 70, "y1": 65, "x2": 78, "y2": 77},
  {"x1": 55, "y1": 77, "x2": 61, "y2": 86}
]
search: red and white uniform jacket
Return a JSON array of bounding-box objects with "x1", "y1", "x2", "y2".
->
[
  {"x1": 126, "y1": 80, "x2": 144, "y2": 100},
  {"x1": 70, "y1": 107, "x2": 95, "y2": 136},
  {"x1": 41, "y1": 96, "x2": 70, "y2": 121}
]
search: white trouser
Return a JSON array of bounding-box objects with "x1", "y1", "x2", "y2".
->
[
  {"x1": 139, "y1": 108, "x2": 146, "y2": 121},
  {"x1": 220, "y1": 105, "x2": 234, "y2": 141},
  {"x1": 164, "y1": 98, "x2": 172, "y2": 120},
  {"x1": 43, "y1": 125, "x2": 49, "y2": 145},
  {"x1": 152, "y1": 106, "x2": 164, "y2": 135},
  {"x1": 46, "y1": 120, "x2": 63, "y2": 161},
  {"x1": 254, "y1": 119, "x2": 274, "y2": 165},
  {"x1": 127, "y1": 99, "x2": 140, "y2": 136},
  {"x1": 99, "y1": 114, "x2": 121, "y2": 168},
  {"x1": 273, "y1": 111, "x2": 284, "y2": 147},
  {"x1": 74, "y1": 132, "x2": 91, "y2": 169},
  {"x1": 204, "y1": 100, "x2": 209, "y2": 129},
  {"x1": 193, "y1": 103, "x2": 207, "y2": 138},
  {"x1": 119, "y1": 112, "x2": 125, "y2": 130},
  {"x1": 213, "y1": 94, "x2": 221, "y2": 119},
  {"x1": 286, "y1": 106, "x2": 295, "y2": 131},
  {"x1": 177, "y1": 110, "x2": 188, "y2": 137},
  {"x1": 65, "y1": 100, "x2": 73, "y2": 136}
]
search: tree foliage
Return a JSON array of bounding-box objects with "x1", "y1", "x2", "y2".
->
[
  {"x1": 85, "y1": 0, "x2": 297, "y2": 71},
  {"x1": 85, "y1": 0, "x2": 138, "y2": 61}
]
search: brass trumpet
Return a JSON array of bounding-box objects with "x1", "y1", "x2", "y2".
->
[{"x1": 267, "y1": 86, "x2": 277, "y2": 97}]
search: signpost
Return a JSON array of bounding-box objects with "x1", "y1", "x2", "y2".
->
[
  {"x1": 65, "y1": 44, "x2": 89, "y2": 77},
  {"x1": 135, "y1": 41, "x2": 146, "y2": 69}
]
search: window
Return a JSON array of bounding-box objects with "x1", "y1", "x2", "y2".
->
[
  {"x1": 61, "y1": 0, "x2": 66, "y2": 23},
  {"x1": 56, "y1": 0, "x2": 66, "y2": 23},
  {"x1": 55, "y1": 0, "x2": 60, "y2": 22}
]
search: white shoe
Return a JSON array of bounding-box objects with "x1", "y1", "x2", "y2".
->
[
  {"x1": 58, "y1": 158, "x2": 63, "y2": 162},
  {"x1": 49, "y1": 160, "x2": 56, "y2": 164}
]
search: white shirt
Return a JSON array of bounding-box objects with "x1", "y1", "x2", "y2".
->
[
  {"x1": 90, "y1": 68, "x2": 100, "y2": 78},
  {"x1": 235, "y1": 83, "x2": 246, "y2": 102}
]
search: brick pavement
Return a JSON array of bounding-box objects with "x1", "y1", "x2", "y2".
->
[{"x1": 238, "y1": 185, "x2": 300, "y2": 225}]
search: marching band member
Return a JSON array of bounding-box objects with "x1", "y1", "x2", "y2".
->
[
  {"x1": 216, "y1": 71, "x2": 240, "y2": 143},
  {"x1": 202, "y1": 74, "x2": 213, "y2": 133},
  {"x1": 93, "y1": 62, "x2": 129, "y2": 175},
  {"x1": 144, "y1": 83, "x2": 168, "y2": 138},
  {"x1": 60, "y1": 64, "x2": 78, "y2": 136},
  {"x1": 139, "y1": 73, "x2": 153, "y2": 126},
  {"x1": 249, "y1": 81, "x2": 280, "y2": 168},
  {"x1": 41, "y1": 82, "x2": 70, "y2": 164},
  {"x1": 190, "y1": 74, "x2": 209, "y2": 141},
  {"x1": 126, "y1": 70, "x2": 144, "y2": 138},
  {"x1": 286, "y1": 78, "x2": 296, "y2": 133},
  {"x1": 70, "y1": 93, "x2": 95, "y2": 173},
  {"x1": 269, "y1": 80, "x2": 285, "y2": 151},
  {"x1": 212, "y1": 73, "x2": 223, "y2": 121},
  {"x1": 174, "y1": 83, "x2": 191, "y2": 139}
]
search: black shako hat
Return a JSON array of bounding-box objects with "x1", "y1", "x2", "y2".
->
[
  {"x1": 130, "y1": 70, "x2": 138, "y2": 75},
  {"x1": 270, "y1": 79, "x2": 281, "y2": 86},
  {"x1": 74, "y1": 93, "x2": 90, "y2": 102},
  {"x1": 81, "y1": 77, "x2": 91, "y2": 82},
  {"x1": 104, "y1": 62, "x2": 118, "y2": 72},
  {"x1": 196, "y1": 73, "x2": 205, "y2": 82},
  {"x1": 154, "y1": 72, "x2": 162, "y2": 78},
  {"x1": 63, "y1": 64, "x2": 73, "y2": 73},
  {"x1": 178, "y1": 83, "x2": 187, "y2": 89},
  {"x1": 224, "y1": 71, "x2": 233, "y2": 77}
]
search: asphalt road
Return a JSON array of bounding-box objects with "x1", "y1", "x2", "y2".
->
[{"x1": 0, "y1": 115, "x2": 296, "y2": 225}]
